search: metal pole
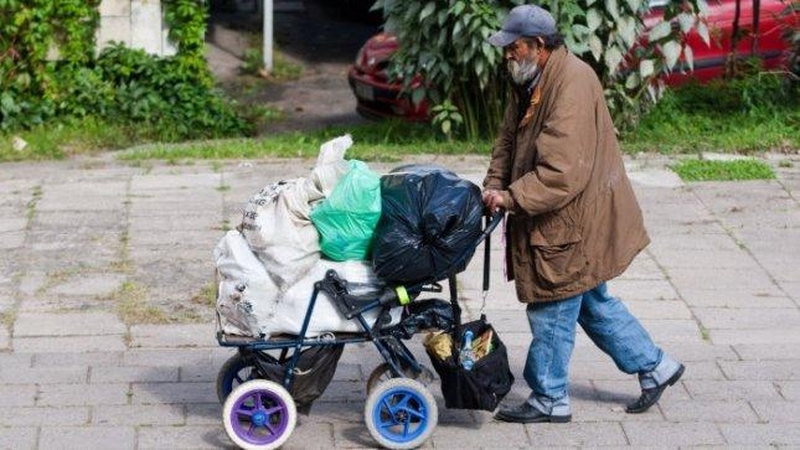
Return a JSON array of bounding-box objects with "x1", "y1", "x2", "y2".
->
[{"x1": 263, "y1": 0, "x2": 273, "y2": 73}]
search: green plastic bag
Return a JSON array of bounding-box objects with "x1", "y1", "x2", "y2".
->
[{"x1": 310, "y1": 160, "x2": 382, "y2": 261}]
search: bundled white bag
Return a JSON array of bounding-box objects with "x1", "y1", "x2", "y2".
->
[
  {"x1": 253, "y1": 259, "x2": 402, "y2": 338},
  {"x1": 214, "y1": 230, "x2": 279, "y2": 337},
  {"x1": 240, "y1": 178, "x2": 322, "y2": 288},
  {"x1": 310, "y1": 134, "x2": 353, "y2": 197},
  {"x1": 239, "y1": 135, "x2": 355, "y2": 288},
  {"x1": 214, "y1": 231, "x2": 401, "y2": 338}
]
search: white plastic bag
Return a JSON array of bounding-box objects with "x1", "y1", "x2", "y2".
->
[
  {"x1": 240, "y1": 178, "x2": 323, "y2": 288},
  {"x1": 214, "y1": 230, "x2": 278, "y2": 337},
  {"x1": 310, "y1": 134, "x2": 353, "y2": 197},
  {"x1": 253, "y1": 259, "x2": 402, "y2": 338}
]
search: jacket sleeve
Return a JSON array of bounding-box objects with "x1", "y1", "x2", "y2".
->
[
  {"x1": 483, "y1": 93, "x2": 518, "y2": 190},
  {"x1": 507, "y1": 71, "x2": 597, "y2": 216}
]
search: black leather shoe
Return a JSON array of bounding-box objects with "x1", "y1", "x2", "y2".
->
[
  {"x1": 626, "y1": 364, "x2": 685, "y2": 414},
  {"x1": 494, "y1": 402, "x2": 572, "y2": 423}
]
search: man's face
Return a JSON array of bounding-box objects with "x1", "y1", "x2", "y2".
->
[{"x1": 505, "y1": 38, "x2": 540, "y2": 85}]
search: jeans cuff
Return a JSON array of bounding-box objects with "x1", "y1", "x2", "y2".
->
[
  {"x1": 526, "y1": 393, "x2": 571, "y2": 416},
  {"x1": 638, "y1": 353, "x2": 681, "y2": 390}
]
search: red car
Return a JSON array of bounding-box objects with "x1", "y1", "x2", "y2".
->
[
  {"x1": 348, "y1": 33, "x2": 429, "y2": 121},
  {"x1": 348, "y1": 0, "x2": 795, "y2": 120},
  {"x1": 647, "y1": 0, "x2": 795, "y2": 84}
]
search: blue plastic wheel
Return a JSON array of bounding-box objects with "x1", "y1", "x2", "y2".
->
[{"x1": 364, "y1": 377, "x2": 438, "y2": 449}]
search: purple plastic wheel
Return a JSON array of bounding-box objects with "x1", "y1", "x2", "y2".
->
[{"x1": 223, "y1": 380, "x2": 297, "y2": 449}]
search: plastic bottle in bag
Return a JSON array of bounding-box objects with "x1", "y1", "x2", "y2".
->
[{"x1": 459, "y1": 330, "x2": 476, "y2": 370}]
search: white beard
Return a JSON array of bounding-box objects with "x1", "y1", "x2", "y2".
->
[{"x1": 507, "y1": 55, "x2": 539, "y2": 85}]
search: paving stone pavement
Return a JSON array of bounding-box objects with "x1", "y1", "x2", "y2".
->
[{"x1": 0, "y1": 152, "x2": 799, "y2": 449}]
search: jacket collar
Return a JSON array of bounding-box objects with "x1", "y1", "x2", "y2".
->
[
  {"x1": 539, "y1": 45, "x2": 569, "y2": 92},
  {"x1": 516, "y1": 46, "x2": 569, "y2": 129}
]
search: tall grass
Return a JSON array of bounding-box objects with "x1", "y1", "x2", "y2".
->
[{"x1": 622, "y1": 73, "x2": 799, "y2": 154}]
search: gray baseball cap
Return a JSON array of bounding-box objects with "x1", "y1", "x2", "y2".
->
[{"x1": 487, "y1": 5, "x2": 557, "y2": 47}]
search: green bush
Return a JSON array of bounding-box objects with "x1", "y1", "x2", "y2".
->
[
  {"x1": 0, "y1": 0, "x2": 249, "y2": 141},
  {"x1": 374, "y1": 0, "x2": 706, "y2": 138},
  {"x1": 91, "y1": 45, "x2": 249, "y2": 141}
]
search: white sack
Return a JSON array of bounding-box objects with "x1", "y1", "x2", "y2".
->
[
  {"x1": 240, "y1": 178, "x2": 323, "y2": 288},
  {"x1": 215, "y1": 232, "x2": 401, "y2": 339},
  {"x1": 254, "y1": 259, "x2": 402, "y2": 338},
  {"x1": 214, "y1": 230, "x2": 278, "y2": 337}
]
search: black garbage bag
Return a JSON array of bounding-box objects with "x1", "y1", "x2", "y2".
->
[
  {"x1": 372, "y1": 165, "x2": 483, "y2": 284},
  {"x1": 386, "y1": 298, "x2": 454, "y2": 339},
  {"x1": 257, "y1": 344, "x2": 344, "y2": 414}
]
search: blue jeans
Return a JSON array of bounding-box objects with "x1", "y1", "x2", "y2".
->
[{"x1": 524, "y1": 282, "x2": 681, "y2": 416}]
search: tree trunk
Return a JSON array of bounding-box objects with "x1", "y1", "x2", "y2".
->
[
  {"x1": 727, "y1": 0, "x2": 743, "y2": 78},
  {"x1": 751, "y1": 0, "x2": 761, "y2": 56}
]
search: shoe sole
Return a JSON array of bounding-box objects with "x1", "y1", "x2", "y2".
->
[
  {"x1": 626, "y1": 364, "x2": 686, "y2": 414},
  {"x1": 495, "y1": 413, "x2": 572, "y2": 424}
]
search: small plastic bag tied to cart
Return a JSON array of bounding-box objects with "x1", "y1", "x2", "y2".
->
[
  {"x1": 424, "y1": 315, "x2": 514, "y2": 411},
  {"x1": 310, "y1": 160, "x2": 381, "y2": 261}
]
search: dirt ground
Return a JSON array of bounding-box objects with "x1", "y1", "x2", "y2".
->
[{"x1": 205, "y1": 0, "x2": 381, "y2": 134}]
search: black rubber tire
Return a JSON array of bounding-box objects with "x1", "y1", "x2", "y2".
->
[
  {"x1": 216, "y1": 353, "x2": 257, "y2": 404},
  {"x1": 366, "y1": 362, "x2": 435, "y2": 395}
]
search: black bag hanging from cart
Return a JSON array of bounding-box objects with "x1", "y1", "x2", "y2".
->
[
  {"x1": 426, "y1": 315, "x2": 514, "y2": 411},
  {"x1": 424, "y1": 215, "x2": 513, "y2": 411},
  {"x1": 257, "y1": 344, "x2": 344, "y2": 414}
]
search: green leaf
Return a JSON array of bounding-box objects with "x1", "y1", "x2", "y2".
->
[
  {"x1": 648, "y1": 21, "x2": 672, "y2": 42},
  {"x1": 570, "y1": 41, "x2": 590, "y2": 55},
  {"x1": 589, "y1": 35, "x2": 603, "y2": 62},
  {"x1": 677, "y1": 12, "x2": 694, "y2": 34},
  {"x1": 441, "y1": 119, "x2": 452, "y2": 135},
  {"x1": 419, "y1": 2, "x2": 435, "y2": 21},
  {"x1": 639, "y1": 59, "x2": 655, "y2": 78},
  {"x1": 617, "y1": 16, "x2": 636, "y2": 47},
  {"x1": 411, "y1": 87, "x2": 426, "y2": 105},
  {"x1": 586, "y1": 8, "x2": 602, "y2": 32},
  {"x1": 624, "y1": 0, "x2": 642, "y2": 13},
  {"x1": 662, "y1": 41, "x2": 681, "y2": 69},
  {"x1": 475, "y1": 58, "x2": 485, "y2": 78},
  {"x1": 604, "y1": 46, "x2": 623, "y2": 73},
  {"x1": 437, "y1": 9, "x2": 448, "y2": 26},
  {"x1": 453, "y1": 19, "x2": 463, "y2": 37},
  {"x1": 481, "y1": 42, "x2": 492, "y2": 57},
  {"x1": 696, "y1": 21, "x2": 710, "y2": 46},
  {"x1": 683, "y1": 45, "x2": 694, "y2": 71},
  {"x1": 570, "y1": 24, "x2": 589, "y2": 39},
  {"x1": 449, "y1": 1, "x2": 465, "y2": 16},
  {"x1": 605, "y1": 0, "x2": 620, "y2": 20},
  {"x1": 624, "y1": 71, "x2": 640, "y2": 89}
]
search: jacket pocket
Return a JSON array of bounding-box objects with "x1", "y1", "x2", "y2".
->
[{"x1": 529, "y1": 223, "x2": 587, "y2": 290}]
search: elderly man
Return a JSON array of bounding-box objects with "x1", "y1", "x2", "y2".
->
[{"x1": 482, "y1": 4, "x2": 685, "y2": 423}]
